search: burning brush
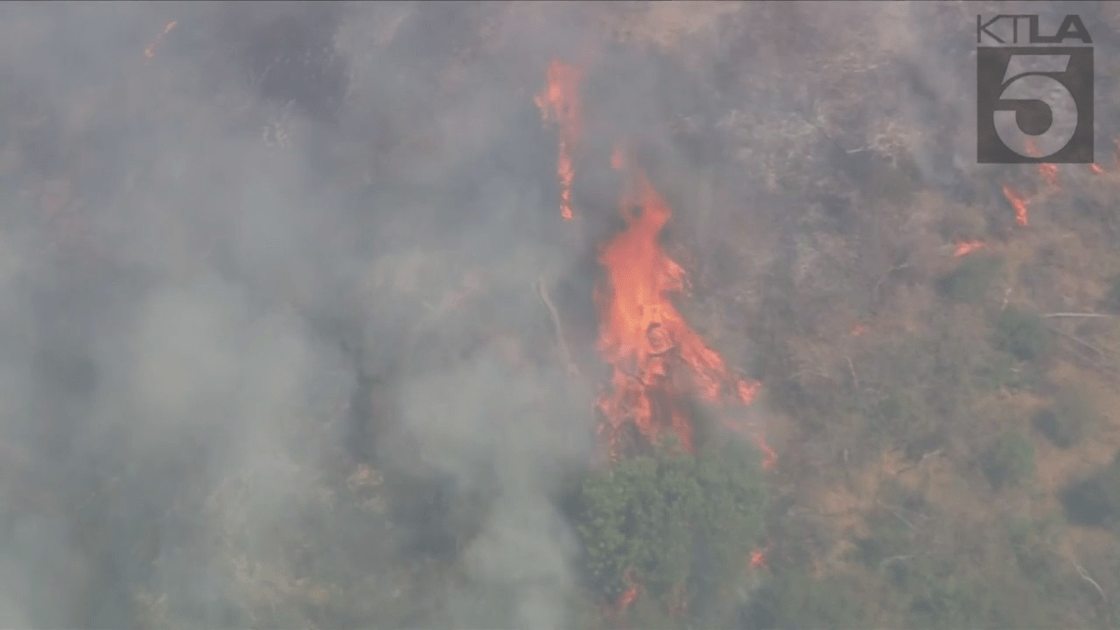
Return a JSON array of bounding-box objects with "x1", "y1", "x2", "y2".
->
[{"x1": 533, "y1": 58, "x2": 777, "y2": 469}]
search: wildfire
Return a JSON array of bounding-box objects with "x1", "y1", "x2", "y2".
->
[
  {"x1": 144, "y1": 20, "x2": 177, "y2": 61},
  {"x1": 1001, "y1": 183, "x2": 1030, "y2": 227},
  {"x1": 535, "y1": 60, "x2": 583, "y2": 221},
  {"x1": 953, "y1": 239, "x2": 986, "y2": 257},
  {"x1": 1024, "y1": 137, "x2": 1059, "y2": 188},
  {"x1": 616, "y1": 575, "x2": 640, "y2": 615},
  {"x1": 1037, "y1": 162, "x2": 1059, "y2": 188},
  {"x1": 1089, "y1": 163, "x2": 1105, "y2": 175},
  {"x1": 749, "y1": 546, "x2": 769, "y2": 569},
  {"x1": 595, "y1": 145, "x2": 775, "y2": 468}
]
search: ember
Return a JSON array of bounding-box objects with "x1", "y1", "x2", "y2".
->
[
  {"x1": 749, "y1": 546, "x2": 769, "y2": 569},
  {"x1": 535, "y1": 60, "x2": 583, "y2": 221}
]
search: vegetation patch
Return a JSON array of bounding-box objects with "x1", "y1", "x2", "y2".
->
[
  {"x1": 981, "y1": 429, "x2": 1035, "y2": 491},
  {"x1": 937, "y1": 254, "x2": 1002, "y2": 305}
]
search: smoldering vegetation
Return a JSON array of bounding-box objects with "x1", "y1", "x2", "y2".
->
[
  {"x1": 4, "y1": 2, "x2": 1120, "y2": 629},
  {"x1": 0, "y1": 2, "x2": 606, "y2": 628}
]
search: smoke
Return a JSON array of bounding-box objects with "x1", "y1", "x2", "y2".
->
[
  {"x1": 0, "y1": 2, "x2": 606, "y2": 628},
  {"x1": 5, "y1": 2, "x2": 1110, "y2": 628}
]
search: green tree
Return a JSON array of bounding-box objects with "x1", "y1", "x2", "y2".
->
[
  {"x1": 937, "y1": 254, "x2": 1002, "y2": 304},
  {"x1": 1034, "y1": 390, "x2": 1097, "y2": 449},
  {"x1": 982, "y1": 429, "x2": 1035, "y2": 491},
  {"x1": 992, "y1": 307, "x2": 1053, "y2": 361},
  {"x1": 573, "y1": 439, "x2": 767, "y2": 615},
  {"x1": 1061, "y1": 451, "x2": 1120, "y2": 529}
]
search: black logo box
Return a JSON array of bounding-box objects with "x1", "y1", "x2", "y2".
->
[{"x1": 977, "y1": 46, "x2": 1093, "y2": 164}]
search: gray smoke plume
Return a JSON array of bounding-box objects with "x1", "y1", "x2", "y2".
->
[{"x1": 2, "y1": 2, "x2": 1113, "y2": 628}]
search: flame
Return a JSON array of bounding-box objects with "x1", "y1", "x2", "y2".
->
[
  {"x1": 616, "y1": 571, "x2": 641, "y2": 615},
  {"x1": 749, "y1": 546, "x2": 769, "y2": 569},
  {"x1": 535, "y1": 60, "x2": 583, "y2": 221},
  {"x1": 1024, "y1": 137, "x2": 1059, "y2": 187},
  {"x1": 1001, "y1": 184, "x2": 1029, "y2": 227},
  {"x1": 144, "y1": 21, "x2": 177, "y2": 61},
  {"x1": 595, "y1": 145, "x2": 774, "y2": 468},
  {"x1": 1037, "y1": 162, "x2": 1059, "y2": 188},
  {"x1": 953, "y1": 239, "x2": 985, "y2": 257},
  {"x1": 1090, "y1": 163, "x2": 1105, "y2": 175}
]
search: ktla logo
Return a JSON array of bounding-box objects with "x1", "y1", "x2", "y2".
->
[{"x1": 976, "y1": 14, "x2": 1093, "y2": 164}]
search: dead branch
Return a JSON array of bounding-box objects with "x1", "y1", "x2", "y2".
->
[
  {"x1": 876, "y1": 499, "x2": 918, "y2": 531},
  {"x1": 536, "y1": 278, "x2": 580, "y2": 377},
  {"x1": 1044, "y1": 312, "x2": 1116, "y2": 319},
  {"x1": 1047, "y1": 324, "x2": 1110, "y2": 358},
  {"x1": 1072, "y1": 559, "x2": 1108, "y2": 604},
  {"x1": 878, "y1": 554, "x2": 913, "y2": 572},
  {"x1": 845, "y1": 355, "x2": 859, "y2": 390}
]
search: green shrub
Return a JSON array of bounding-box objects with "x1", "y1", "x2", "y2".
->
[
  {"x1": 574, "y1": 439, "x2": 767, "y2": 608},
  {"x1": 853, "y1": 507, "x2": 913, "y2": 570},
  {"x1": 937, "y1": 254, "x2": 1002, "y2": 304},
  {"x1": 742, "y1": 571, "x2": 863, "y2": 630},
  {"x1": 982, "y1": 430, "x2": 1035, "y2": 490},
  {"x1": 992, "y1": 307, "x2": 1053, "y2": 361},
  {"x1": 1101, "y1": 273, "x2": 1120, "y2": 313},
  {"x1": 1061, "y1": 452, "x2": 1120, "y2": 529},
  {"x1": 1033, "y1": 392, "x2": 1097, "y2": 449}
]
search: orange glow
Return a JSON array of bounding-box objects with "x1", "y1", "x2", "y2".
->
[
  {"x1": 144, "y1": 21, "x2": 177, "y2": 61},
  {"x1": 595, "y1": 145, "x2": 774, "y2": 468},
  {"x1": 1024, "y1": 137, "x2": 1059, "y2": 187},
  {"x1": 535, "y1": 60, "x2": 583, "y2": 221},
  {"x1": 616, "y1": 570, "x2": 640, "y2": 615},
  {"x1": 1002, "y1": 184, "x2": 1030, "y2": 227},
  {"x1": 1037, "y1": 162, "x2": 1059, "y2": 187},
  {"x1": 749, "y1": 547, "x2": 769, "y2": 569},
  {"x1": 953, "y1": 239, "x2": 986, "y2": 257},
  {"x1": 1089, "y1": 163, "x2": 1105, "y2": 175}
]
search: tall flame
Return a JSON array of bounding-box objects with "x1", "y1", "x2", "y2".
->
[
  {"x1": 535, "y1": 60, "x2": 583, "y2": 221},
  {"x1": 596, "y1": 146, "x2": 774, "y2": 468},
  {"x1": 1002, "y1": 183, "x2": 1030, "y2": 227}
]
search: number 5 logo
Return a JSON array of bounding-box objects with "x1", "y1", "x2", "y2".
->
[
  {"x1": 977, "y1": 46, "x2": 1093, "y2": 164},
  {"x1": 994, "y1": 55, "x2": 1076, "y2": 158}
]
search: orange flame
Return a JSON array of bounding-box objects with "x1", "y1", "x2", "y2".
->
[
  {"x1": 535, "y1": 60, "x2": 583, "y2": 221},
  {"x1": 144, "y1": 21, "x2": 177, "y2": 61},
  {"x1": 616, "y1": 571, "x2": 640, "y2": 615},
  {"x1": 749, "y1": 546, "x2": 769, "y2": 569},
  {"x1": 1001, "y1": 184, "x2": 1030, "y2": 227},
  {"x1": 1037, "y1": 162, "x2": 1059, "y2": 187},
  {"x1": 953, "y1": 239, "x2": 986, "y2": 257},
  {"x1": 596, "y1": 146, "x2": 774, "y2": 468},
  {"x1": 1089, "y1": 163, "x2": 1105, "y2": 175},
  {"x1": 1024, "y1": 137, "x2": 1059, "y2": 187}
]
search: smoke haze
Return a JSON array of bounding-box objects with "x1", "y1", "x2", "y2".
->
[{"x1": 3, "y1": 2, "x2": 1118, "y2": 628}]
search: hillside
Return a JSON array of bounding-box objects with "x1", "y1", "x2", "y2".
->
[{"x1": 3, "y1": 2, "x2": 1120, "y2": 629}]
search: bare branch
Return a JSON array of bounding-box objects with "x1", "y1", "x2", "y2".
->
[
  {"x1": 876, "y1": 499, "x2": 917, "y2": 531},
  {"x1": 1072, "y1": 559, "x2": 1108, "y2": 604},
  {"x1": 536, "y1": 278, "x2": 580, "y2": 377},
  {"x1": 1044, "y1": 313, "x2": 1116, "y2": 319}
]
